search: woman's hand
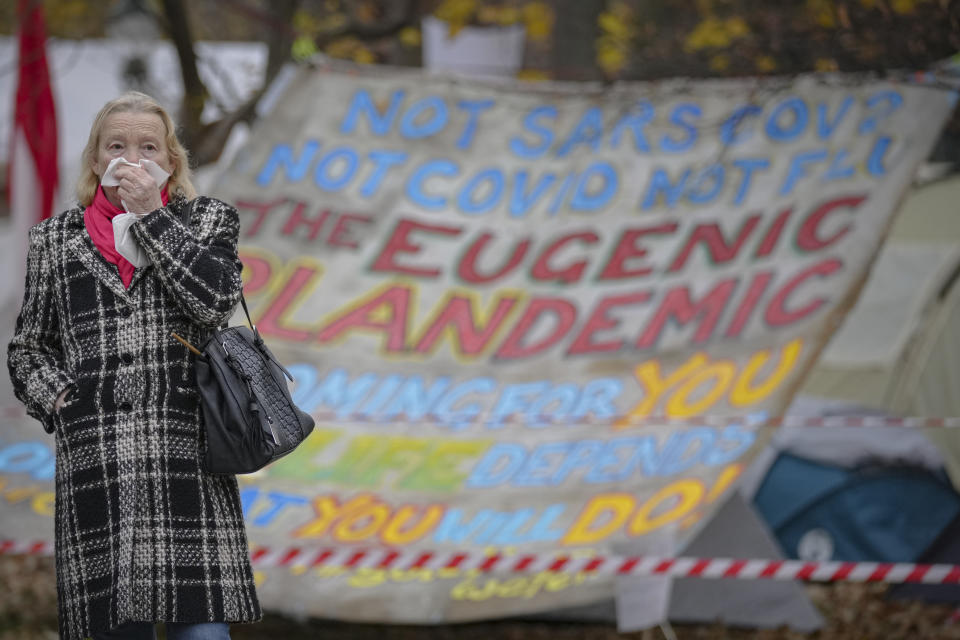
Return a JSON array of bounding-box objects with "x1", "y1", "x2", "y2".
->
[
  {"x1": 113, "y1": 164, "x2": 163, "y2": 213},
  {"x1": 53, "y1": 386, "x2": 72, "y2": 413}
]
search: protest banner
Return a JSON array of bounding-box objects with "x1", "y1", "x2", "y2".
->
[{"x1": 0, "y1": 61, "x2": 955, "y2": 622}]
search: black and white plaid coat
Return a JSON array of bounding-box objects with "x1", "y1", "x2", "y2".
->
[{"x1": 7, "y1": 195, "x2": 261, "y2": 640}]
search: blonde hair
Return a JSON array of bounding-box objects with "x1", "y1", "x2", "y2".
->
[{"x1": 77, "y1": 91, "x2": 197, "y2": 206}]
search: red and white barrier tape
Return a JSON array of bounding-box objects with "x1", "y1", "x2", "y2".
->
[{"x1": 5, "y1": 540, "x2": 960, "y2": 584}]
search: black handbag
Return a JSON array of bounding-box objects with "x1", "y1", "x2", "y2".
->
[{"x1": 172, "y1": 202, "x2": 314, "y2": 474}]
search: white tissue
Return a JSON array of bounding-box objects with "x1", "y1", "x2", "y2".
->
[{"x1": 102, "y1": 158, "x2": 171, "y2": 268}]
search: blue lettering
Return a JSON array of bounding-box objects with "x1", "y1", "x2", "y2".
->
[
  {"x1": 341, "y1": 88, "x2": 405, "y2": 136},
  {"x1": 466, "y1": 443, "x2": 527, "y2": 488},
  {"x1": 456, "y1": 99, "x2": 495, "y2": 149},
  {"x1": 823, "y1": 149, "x2": 856, "y2": 181},
  {"x1": 509, "y1": 106, "x2": 557, "y2": 159},
  {"x1": 303, "y1": 368, "x2": 378, "y2": 417},
  {"x1": 488, "y1": 381, "x2": 551, "y2": 428},
  {"x1": 513, "y1": 442, "x2": 571, "y2": 487},
  {"x1": 510, "y1": 171, "x2": 557, "y2": 218},
  {"x1": 572, "y1": 378, "x2": 622, "y2": 421},
  {"x1": 765, "y1": 97, "x2": 809, "y2": 142},
  {"x1": 610, "y1": 101, "x2": 654, "y2": 152},
  {"x1": 458, "y1": 168, "x2": 504, "y2": 215},
  {"x1": 251, "y1": 491, "x2": 308, "y2": 527},
  {"x1": 731, "y1": 157, "x2": 770, "y2": 205},
  {"x1": 817, "y1": 97, "x2": 853, "y2": 139},
  {"x1": 406, "y1": 159, "x2": 459, "y2": 209},
  {"x1": 434, "y1": 377, "x2": 496, "y2": 430},
  {"x1": 686, "y1": 164, "x2": 724, "y2": 205},
  {"x1": 381, "y1": 376, "x2": 452, "y2": 421},
  {"x1": 661, "y1": 103, "x2": 702, "y2": 153},
  {"x1": 313, "y1": 147, "x2": 359, "y2": 191},
  {"x1": 867, "y1": 136, "x2": 893, "y2": 176},
  {"x1": 859, "y1": 90, "x2": 903, "y2": 134},
  {"x1": 400, "y1": 96, "x2": 449, "y2": 139},
  {"x1": 360, "y1": 150, "x2": 409, "y2": 198},
  {"x1": 256, "y1": 140, "x2": 320, "y2": 186},
  {"x1": 433, "y1": 508, "x2": 498, "y2": 543},
  {"x1": 703, "y1": 424, "x2": 756, "y2": 465},
  {"x1": 557, "y1": 107, "x2": 604, "y2": 157},
  {"x1": 570, "y1": 162, "x2": 618, "y2": 211},
  {"x1": 0, "y1": 442, "x2": 51, "y2": 477},
  {"x1": 641, "y1": 167, "x2": 690, "y2": 210},
  {"x1": 780, "y1": 148, "x2": 828, "y2": 196},
  {"x1": 720, "y1": 105, "x2": 761, "y2": 146}
]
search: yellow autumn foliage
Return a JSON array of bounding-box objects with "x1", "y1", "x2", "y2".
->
[
  {"x1": 596, "y1": 1, "x2": 636, "y2": 76},
  {"x1": 815, "y1": 57, "x2": 839, "y2": 71},
  {"x1": 291, "y1": 35, "x2": 318, "y2": 61},
  {"x1": 805, "y1": 0, "x2": 836, "y2": 28},
  {"x1": 684, "y1": 16, "x2": 751, "y2": 52},
  {"x1": 399, "y1": 26, "x2": 422, "y2": 48},
  {"x1": 435, "y1": 0, "x2": 477, "y2": 37},
  {"x1": 522, "y1": 2, "x2": 555, "y2": 42},
  {"x1": 325, "y1": 36, "x2": 376, "y2": 64},
  {"x1": 755, "y1": 54, "x2": 777, "y2": 72}
]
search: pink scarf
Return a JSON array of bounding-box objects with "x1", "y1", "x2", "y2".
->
[{"x1": 84, "y1": 186, "x2": 168, "y2": 288}]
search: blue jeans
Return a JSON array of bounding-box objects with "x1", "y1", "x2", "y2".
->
[{"x1": 92, "y1": 622, "x2": 231, "y2": 640}]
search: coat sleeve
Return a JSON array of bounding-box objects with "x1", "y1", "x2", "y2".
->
[
  {"x1": 131, "y1": 196, "x2": 244, "y2": 327},
  {"x1": 7, "y1": 226, "x2": 75, "y2": 430}
]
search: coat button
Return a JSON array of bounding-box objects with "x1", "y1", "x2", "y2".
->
[
  {"x1": 118, "y1": 402, "x2": 133, "y2": 412},
  {"x1": 121, "y1": 353, "x2": 134, "y2": 365}
]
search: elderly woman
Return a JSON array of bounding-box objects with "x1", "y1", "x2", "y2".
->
[{"x1": 7, "y1": 92, "x2": 260, "y2": 640}]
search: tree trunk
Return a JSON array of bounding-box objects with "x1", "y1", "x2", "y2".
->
[{"x1": 550, "y1": 0, "x2": 603, "y2": 81}]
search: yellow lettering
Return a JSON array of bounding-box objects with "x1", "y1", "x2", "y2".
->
[
  {"x1": 665, "y1": 361, "x2": 736, "y2": 417},
  {"x1": 617, "y1": 354, "x2": 708, "y2": 427},
  {"x1": 349, "y1": 568, "x2": 387, "y2": 588},
  {"x1": 334, "y1": 500, "x2": 390, "y2": 542},
  {"x1": 629, "y1": 479, "x2": 704, "y2": 536},
  {"x1": 731, "y1": 338, "x2": 802, "y2": 406},
  {"x1": 563, "y1": 493, "x2": 634, "y2": 545},
  {"x1": 31, "y1": 491, "x2": 54, "y2": 517},
  {"x1": 380, "y1": 505, "x2": 444, "y2": 545},
  {"x1": 294, "y1": 494, "x2": 373, "y2": 539}
]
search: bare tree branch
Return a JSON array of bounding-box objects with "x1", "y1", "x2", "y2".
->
[{"x1": 159, "y1": 0, "x2": 208, "y2": 155}]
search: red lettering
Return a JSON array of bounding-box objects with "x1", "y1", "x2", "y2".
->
[
  {"x1": 667, "y1": 215, "x2": 761, "y2": 272},
  {"x1": 414, "y1": 295, "x2": 520, "y2": 356},
  {"x1": 796, "y1": 196, "x2": 866, "y2": 252},
  {"x1": 256, "y1": 264, "x2": 321, "y2": 342},
  {"x1": 495, "y1": 298, "x2": 577, "y2": 360},
  {"x1": 635, "y1": 280, "x2": 737, "y2": 349},
  {"x1": 598, "y1": 223, "x2": 678, "y2": 280},
  {"x1": 238, "y1": 252, "x2": 273, "y2": 296},
  {"x1": 316, "y1": 286, "x2": 412, "y2": 352},
  {"x1": 236, "y1": 198, "x2": 286, "y2": 238},
  {"x1": 370, "y1": 218, "x2": 462, "y2": 278},
  {"x1": 281, "y1": 202, "x2": 331, "y2": 241},
  {"x1": 764, "y1": 259, "x2": 842, "y2": 326},
  {"x1": 754, "y1": 207, "x2": 792, "y2": 258},
  {"x1": 531, "y1": 231, "x2": 599, "y2": 284},
  {"x1": 458, "y1": 232, "x2": 531, "y2": 285},
  {"x1": 724, "y1": 271, "x2": 773, "y2": 338},
  {"x1": 327, "y1": 213, "x2": 373, "y2": 249},
  {"x1": 567, "y1": 291, "x2": 651, "y2": 355}
]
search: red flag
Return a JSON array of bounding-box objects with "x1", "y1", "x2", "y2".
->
[{"x1": 9, "y1": 0, "x2": 58, "y2": 227}]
